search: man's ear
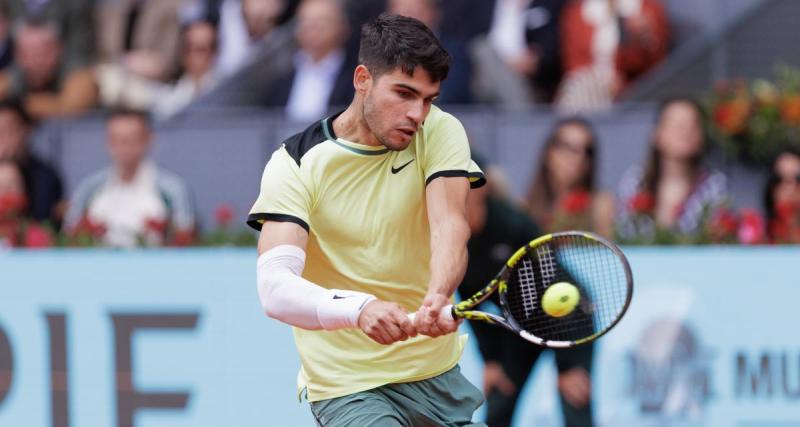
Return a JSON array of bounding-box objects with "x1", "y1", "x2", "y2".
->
[{"x1": 353, "y1": 64, "x2": 372, "y2": 95}]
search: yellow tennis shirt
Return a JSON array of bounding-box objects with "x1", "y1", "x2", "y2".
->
[{"x1": 247, "y1": 105, "x2": 485, "y2": 401}]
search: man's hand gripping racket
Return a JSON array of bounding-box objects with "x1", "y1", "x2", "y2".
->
[{"x1": 409, "y1": 231, "x2": 633, "y2": 348}]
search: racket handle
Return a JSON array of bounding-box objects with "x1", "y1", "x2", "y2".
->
[{"x1": 407, "y1": 304, "x2": 454, "y2": 322}]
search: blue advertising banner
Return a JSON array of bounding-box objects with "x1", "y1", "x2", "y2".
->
[{"x1": 0, "y1": 248, "x2": 798, "y2": 426}]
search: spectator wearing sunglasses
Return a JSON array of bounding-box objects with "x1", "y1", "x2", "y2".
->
[
  {"x1": 525, "y1": 116, "x2": 615, "y2": 238},
  {"x1": 489, "y1": 116, "x2": 614, "y2": 427},
  {"x1": 764, "y1": 147, "x2": 800, "y2": 243},
  {"x1": 153, "y1": 19, "x2": 220, "y2": 120}
]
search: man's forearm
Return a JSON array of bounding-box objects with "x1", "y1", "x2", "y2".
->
[{"x1": 427, "y1": 216, "x2": 470, "y2": 297}]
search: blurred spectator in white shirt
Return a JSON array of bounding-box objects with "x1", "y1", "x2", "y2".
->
[
  {"x1": 262, "y1": 0, "x2": 350, "y2": 123},
  {"x1": 64, "y1": 109, "x2": 195, "y2": 248}
]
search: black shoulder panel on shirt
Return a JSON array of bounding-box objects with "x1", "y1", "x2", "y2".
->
[{"x1": 282, "y1": 112, "x2": 342, "y2": 166}]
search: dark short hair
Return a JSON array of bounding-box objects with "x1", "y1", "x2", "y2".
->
[
  {"x1": 16, "y1": 15, "x2": 62, "y2": 39},
  {"x1": 0, "y1": 99, "x2": 33, "y2": 126},
  {"x1": 358, "y1": 13, "x2": 450, "y2": 82},
  {"x1": 106, "y1": 107, "x2": 152, "y2": 129}
]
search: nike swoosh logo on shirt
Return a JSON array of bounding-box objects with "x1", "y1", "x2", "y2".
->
[
  {"x1": 332, "y1": 295, "x2": 351, "y2": 300},
  {"x1": 391, "y1": 159, "x2": 415, "y2": 174}
]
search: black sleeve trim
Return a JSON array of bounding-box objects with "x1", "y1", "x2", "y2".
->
[
  {"x1": 425, "y1": 170, "x2": 487, "y2": 189},
  {"x1": 246, "y1": 213, "x2": 310, "y2": 232}
]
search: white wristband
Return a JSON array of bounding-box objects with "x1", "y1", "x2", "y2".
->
[{"x1": 317, "y1": 289, "x2": 376, "y2": 330}]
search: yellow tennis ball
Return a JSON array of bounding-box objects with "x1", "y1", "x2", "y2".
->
[{"x1": 541, "y1": 282, "x2": 580, "y2": 318}]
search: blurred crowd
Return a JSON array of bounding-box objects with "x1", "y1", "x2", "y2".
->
[
  {"x1": 0, "y1": 0, "x2": 672, "y2": 119},
  {"x1": 0, "y1": 0, "x2": 798, "y2": 249}
]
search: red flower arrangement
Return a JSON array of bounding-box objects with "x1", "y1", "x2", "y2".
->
[
  {"x1": 0, "y1": 192, "x2": 27, "y2": 219},
  {"x1": 705, "y1": 65, "x2": 800, "y2": 165},
  {"x1": 738, "y1": 208, "x2": 766, "y2": 245},
  {"x1": 628, "y1": 192, "x2": 655, "y2": 214},
  {"x1": 619, "y1": 191, "x2": 768, "y2": 245},
  {"x1": 23, "y1": 223, "x2": 54, "y2": 248},
  {"x1": 67, "y1": 216, "x2": 107, "y2": 247},
  {"x1": 0, "y1": 192, "x2": 55, "y2": 248},
  {"x1": 779, "y1": 94, "x2": 800, "y2": 125},
  {"x1": 215, "y1": 204, "x2": 234, "y2": 228},
  {"x1": 201, "y1": 203, "x2": 256, "y2": 246}
]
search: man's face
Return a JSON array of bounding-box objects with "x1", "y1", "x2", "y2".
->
[
  {"x1": 107, "y1": 116, "x2": 151, "y2": 171},
  {"x1": 15, "y1": 26, "x2": 61, "y2": 90},
  {"x1": 361, "y1": 66, "x2": 441, "y2": 151},
  {"x1": 182, "y1": 22, "x2": 217, "y2": 76},
  {"x1": 0, "y1": 110, "x2": 28, "y2": 161},
  {"x1": 295, "y1": 0, "x2": 347, "y2": 60}
]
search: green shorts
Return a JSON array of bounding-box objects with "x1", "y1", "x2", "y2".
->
[{"x1": 309, "y1": 365, "x2": 486, "y2": 427}]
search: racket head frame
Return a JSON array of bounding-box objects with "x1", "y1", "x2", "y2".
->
[{"x1": 454, "y1": 231, "x2": 633, "y2": 348}]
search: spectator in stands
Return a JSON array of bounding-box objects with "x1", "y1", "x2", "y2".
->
[
  {"x1": 0, "y1": 18, "x2": 97, "y2": 120},
  {"x1": 262, "y1": 0, "x2": 350, "y2": 122},
  {"x1": 216, "y1": 0, "x2": 287, "y2": 76},
  {"x1": 64, "y1": 109, "x2": 195, "y2": 248},
  {"x1": 95, "y1": 0, "x2": 190, "y2": 108},
  {"x1": 525, "y1": 117, "x2": 615, "y2": 238},
  {"x1": 463, "y1": 154, "x2": 594, "y2": 427},
  {"x1": 153, "y1": 19, "x2": 221, "y2": 120},
  {"x1": 96, "y1": 0, "x2": 187, "y2": 82},
  {"x1": 0, "y1": 100, "x2": 62, "y2": 224},
  {"x1": 764, "y1": 147, "x2": 800, "y2": 243},
  {"x1": 4, "y1": 0, "x2": 94, "y2": 70},
  {"x1": 556, "y1": 0, "x2": 670, "y2": 113},
  {"x1": 617, "y1": 97, "x2": 727, "y2": 241},
  {"x1": 387, "y1": 0, "x2": 483, "y2": 104},
  {"x1": 471, "y1": 0, "x2": 568, "y2": 105},
  {"x1": 0, "y1": 158, "x2": 55, "y2": 247}
]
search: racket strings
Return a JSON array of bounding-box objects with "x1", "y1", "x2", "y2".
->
[
  {"x1": 503, "y1": 235, "x2": 629, "y2": 342},
  {"x1": 517, "y1": 258, "x2": 537, "y2": 318}
]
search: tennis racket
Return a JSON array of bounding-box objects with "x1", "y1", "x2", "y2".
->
[{"x1": 410, "y1": 231, "x2": 632, "y2": 348}]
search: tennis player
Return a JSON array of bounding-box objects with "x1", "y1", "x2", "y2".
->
[{"x1": 247, "y1": 13, "x2": 487, "y2": 427}]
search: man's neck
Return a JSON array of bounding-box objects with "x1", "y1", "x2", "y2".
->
[
  {"x1": 331, "y1": 102, "x2": 380, "y2": 146},
  {"x1": 116, "y1": 164, "x2": 140, "y2": 183}
]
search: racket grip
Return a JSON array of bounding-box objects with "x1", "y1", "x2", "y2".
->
[{"x1": 407, "y1": 304, "x2": 454, "y2": 322}]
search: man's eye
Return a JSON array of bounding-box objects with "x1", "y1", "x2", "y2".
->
[{"x1": 398, "y1": 91, "x2": 413, "y2": 99}]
